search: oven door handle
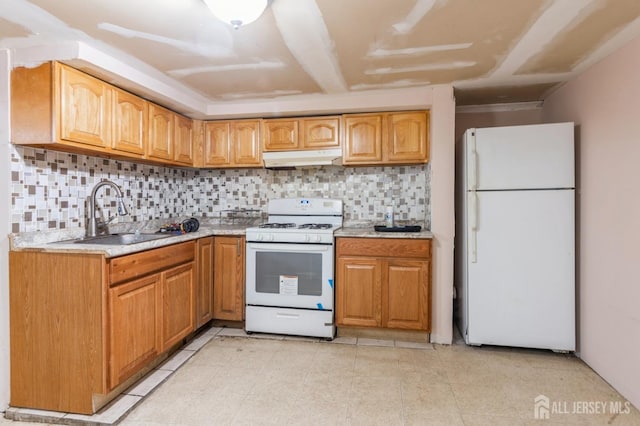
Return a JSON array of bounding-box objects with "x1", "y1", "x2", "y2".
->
[{"x1": 247, "y1": 243, "x2": 332, "y2": 252}]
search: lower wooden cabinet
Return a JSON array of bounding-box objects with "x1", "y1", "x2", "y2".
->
[
  {"x1": 9, "y1": 240, "x2": 201, "y2": 415},
  {"x1": 160, "y1": 263, "x2": 196, "y2": 351},
  {"x1": 213, "y1": 236, "x2": 245, "y2": 320},
  {"x1": 336, "y1": 237, "x2": 431, "y2": 331},
  {"x1": 336, "y1": 257, "x2": 381, "y2": 327},
  {"x1": 109, "y1": 242, "x2": 195, "y2": 389},
  {"x1": 109, "y1": 274, "x2": 162, "y2": 388},
  {"x1": 196, "y1": 237, "x2": 214, "y2": 327}
]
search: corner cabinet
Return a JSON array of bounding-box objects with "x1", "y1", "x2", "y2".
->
[
  {"x1": 342, "y1": 111, "x2": 430, "y2": 166},
  {"x1": 213, "y1": 236, "x2": 245, "y2": 320},
  {"x1": 201, "y1": 120, "x2": 262, "y2": 168},
  {"x1": 9, "y1": 241, "x2": 199, "y2": 415},
  {"x1": 336, "y1": 237, "x2": 431, "y2": 331}
]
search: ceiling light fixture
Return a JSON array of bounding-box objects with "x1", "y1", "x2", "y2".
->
[{"x1": 204, "y1": 0, "x2": 268, "y2": 30}]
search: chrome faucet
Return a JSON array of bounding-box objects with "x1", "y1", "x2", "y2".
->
[{"x1": 87, "y1": 180, "x2": 129, "y2": 237}]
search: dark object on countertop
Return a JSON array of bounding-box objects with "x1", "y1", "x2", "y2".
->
[
  {"x1": 159, "y1": 217, "x2": 200, "y2": 233},
  {"x1": 374, "y1": 225, "x2": 422, "y2": 233}
]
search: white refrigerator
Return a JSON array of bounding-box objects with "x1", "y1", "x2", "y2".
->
[{"x1": 456, "y1": 122, "x2": 576, "y2": 351}]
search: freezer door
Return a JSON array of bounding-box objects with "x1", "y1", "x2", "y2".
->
[
  {"x1": 466, "y1": 189, "x2": 575, "y2": 351},
  {"x1": 469, "y1": 123, "x2": 574, "y2": 190}
]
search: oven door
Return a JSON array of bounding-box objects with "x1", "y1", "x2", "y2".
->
[{"x1": 246, "y1": 242, "x2": 334, "y2": 310}]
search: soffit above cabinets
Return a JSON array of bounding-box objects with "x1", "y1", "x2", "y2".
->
[{"x1": 2, "y1": 0, "x2": 640, "y2": 118}]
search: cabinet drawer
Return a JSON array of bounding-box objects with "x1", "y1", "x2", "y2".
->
[
  {"x1": 337, "y1": 237, "x2": 430, "y2": 258},
  {"x1": 110, "y1": 241, "x2": 195, "y2": 285}
]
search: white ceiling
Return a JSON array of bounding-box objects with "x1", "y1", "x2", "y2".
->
[{"x1": 2, "y1": 0, "x2": 640, "y2": 118}]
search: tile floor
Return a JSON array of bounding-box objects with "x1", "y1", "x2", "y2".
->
[{"x1": 3, "y1": 326, "x2": 640, "y2": 425}]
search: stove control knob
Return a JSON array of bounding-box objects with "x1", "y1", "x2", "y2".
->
[
  {"x1": 256, "y1": 234, "x2": 263, "y2": 242},
  {"x1": 305, "y1": 234, "x2": 311, "y2": 242},
  {"x1": 267, "y1": 234, "x2": 275, "y2": 242},
  {"x1": 314, "y1": 235, "x2": 322, "y2": 243}
]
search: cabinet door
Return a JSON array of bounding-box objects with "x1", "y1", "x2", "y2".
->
[
  {"x1": 336, "y1": 257, "x2": 381, "y2": 327},
  {"x1": 196, "y1": 237, "x2": 214, "y2": 328},
  {"x1": 112, "y1": 89, "x2": 145, "y2": 155},
  {"x1": 213, "y1": 236, "x2": 245, "y2": 320},
  {"x1": 232, "y1": 120, "x2": 262, "y2": 167},
  {"x1": 174, "y1": 114, "x2": 194, "y2": 165},
  {"x1": 147, "y1": 103, "x2": 174, "y2": 161},
  {"x1": 263, "y1": 119, "x2": 298, "y2": 151},
  {"x1": 383, "y1": 259, "x2": 429, "y2": 330},
  {"x1": 302, "y1": 116, "x2": 340, "y2": 149},
  {"x1": 59, "y1": 65, "x2": 110, "y2": 148},
  {"x1": 386, "y1": 111, "x2": 429, "y2": 163},
  {"x1": 109, "y1": 274, "x2": 161, "y2": 389},
  {"x1": 342, "y1": 115, "x2": 382, "y2": 164},
  {"x1": 203, "y1": 122, "x2": 232, "y2": 166},
  {"x1": 161, "y1": 263, "x2": 196, "y2": 351}
]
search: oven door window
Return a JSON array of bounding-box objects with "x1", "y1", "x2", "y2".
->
[{"x1": 255, "y1": 252, "x2": 322, "y2": 296}]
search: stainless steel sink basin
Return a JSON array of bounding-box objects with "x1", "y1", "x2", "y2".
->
[{"x1": 66, "y1": 233, "x2": 173, "y2": 245}]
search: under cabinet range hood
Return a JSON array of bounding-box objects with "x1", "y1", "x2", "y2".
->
[{"x1": 262, "y1": 148, "x2": 343, "y2": 168}]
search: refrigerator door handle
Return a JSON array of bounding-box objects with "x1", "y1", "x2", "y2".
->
[
  {"x1": 469, "y1": 192, "x2": 478, "y2": 263},
  {"x1": 467, "y1": 134, "x2": 478, "y2": 190}
]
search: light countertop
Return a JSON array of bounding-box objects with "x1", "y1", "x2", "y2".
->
[
  {"x1": 9, "y1": 224, "x2": 247, "y2": 258},
  {"x1": 11, "y1": 220, "x2": 432, "y2": 258},
  {"x1": 335, "y1": 222, "x2": 433, "y2": 239}
]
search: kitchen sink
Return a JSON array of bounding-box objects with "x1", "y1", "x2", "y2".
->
[{"x1": 58, "y1": 233, "x2": 174, "y2": 246}]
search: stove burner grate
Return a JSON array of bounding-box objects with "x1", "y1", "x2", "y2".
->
[
  {"x1": 259, "y1": 222, "x2": 297, "y2": 229},
  {"x1": 298, "y1": 223, "x2": 333, "y2": 230}
]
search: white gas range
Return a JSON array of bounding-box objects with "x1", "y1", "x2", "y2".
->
[{"x1": 245, "y1": 198, "x2": 343, "y2": 339}]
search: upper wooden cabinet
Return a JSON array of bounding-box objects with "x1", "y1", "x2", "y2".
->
[
  {"x1": 302, "y1": 116, "x2": 341, "y2": 149},
  {"x1": 262, "y1": 116, "x2": 340, "y2": 151},
  {"x1": 59, "y1": 64, "x2": 111, "y2": 148},
  {"x1": 12, "y1": 62, "x2": 111, "y2": 151},
  {"x1": 263, "y1": 119, "x2": 298, "y2": 151},
  {"x1": 342, "y1": 111, "x2": 429, "y2": 165},
  {"x1": 387, "y1": 112, "x2": 429, "y2": 163},
  {"x1": 146, "y1": 103, "x2": 174, "y2": 162},
  {"x1": 112, "y1": 88, "x2": 146, "y2": 155},
  {"x1": 12, "y1": 61, "x2": 194, "y2": 167},
  {"x1": 12, "y1": 62, "x2": 427, "y2": 169},
  {"x1": 146, "y1": 104, "x2": 195, "y2": 166},
  {"x1": 174, "y1": 114, "x2": 194, "y2": 165},
  {"x1": 201, "y1": 120, "x2": 261, "y2": 168},
  {"x1": 342, "y1": 114, "x2": 383, "y2": 163}
]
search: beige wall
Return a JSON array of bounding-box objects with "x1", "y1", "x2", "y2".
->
[
  {"x1": 542, "y1": 35, "x2": 640, "y2": 409},
  {"x1": 454, "y1": 108, "x2": 544, "y2": 142},
  {"x1": 429, "y1": 85, "x2": 456, "y2": 344}
]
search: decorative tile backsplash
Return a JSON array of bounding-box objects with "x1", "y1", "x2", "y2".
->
[{"x1": 10, "y1": 146, "x2": 431, "y2": 233}]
